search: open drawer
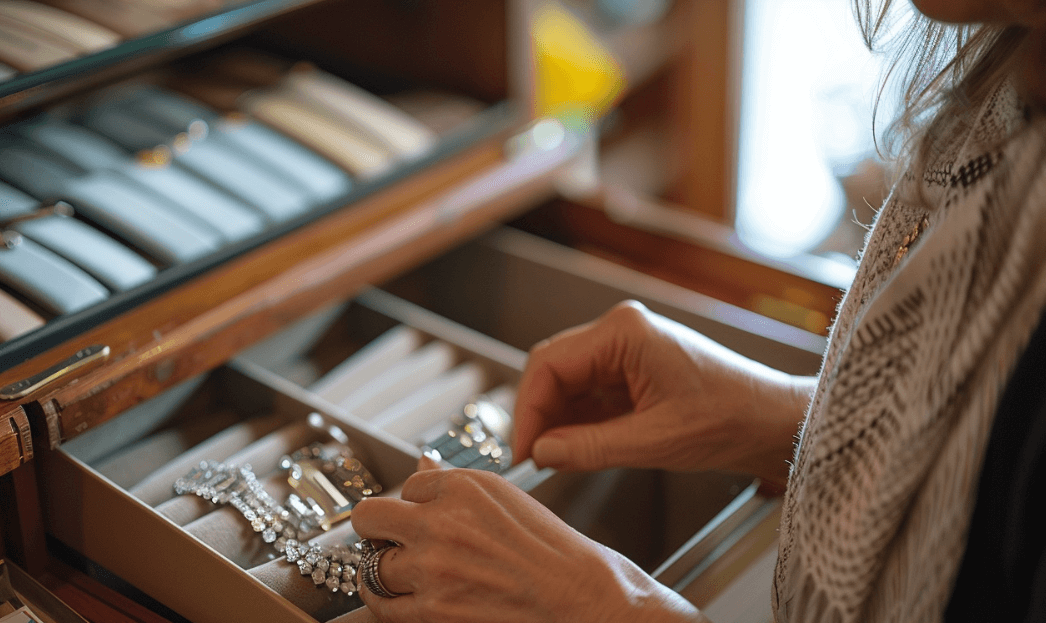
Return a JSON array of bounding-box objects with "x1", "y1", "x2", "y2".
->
[
  {"x1": 234, "y1": 227, "x2": 825, "y2": 603},
  {"x1": 238, "y1": 286, "x2": 752, "y2": 575},
  {"x1": 374, "y1": 228, "x2": 827, "y2": 611},
  {"x1": 34, "y1": 226, "x2": 824, "y2": 622}
]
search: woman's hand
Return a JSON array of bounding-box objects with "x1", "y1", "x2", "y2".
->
[
  {"x1": 513, "y1": 300, "x2": 815, "y2": 488},
  {"x1": 350, "y1": 462, "x2": 704, "y2": 623}
]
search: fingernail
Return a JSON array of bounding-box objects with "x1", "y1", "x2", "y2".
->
[
  {"x1": 418, "y1": 450, "x2": 443, "y2": 471},
  {"x1": 533, "y1": 436, "x2": 568, "y2": 469}
]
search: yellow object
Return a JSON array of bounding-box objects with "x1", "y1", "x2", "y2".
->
[{"x1": 532, "y1": 1, "x2": 626, "y2": 126}]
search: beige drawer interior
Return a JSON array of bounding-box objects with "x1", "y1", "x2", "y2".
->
[
  {"x1": 40, "y1": 365, "x2": 415, "y2": 623},
  {"x1": 236, "y1": 290, "x2": 531, "y2": 482},
  {"x1": 381, "y1": 227, "x2": 826, "y2": 375},
  {"x1": 239, "y1": 287, "x2": 749, "y2": 574}
]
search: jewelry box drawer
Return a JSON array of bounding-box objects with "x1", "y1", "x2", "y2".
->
[
  {"x1": 240, "y1": 226, "x2": 826, "y2": 584},
  {"x1": 36, "y1": 364, "x2": 415, "y2": 623},
  {"x1": 237, "y1": 286, "x2": 744, "y2": 575}
]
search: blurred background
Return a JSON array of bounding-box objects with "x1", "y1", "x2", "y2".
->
[{"x1": 520, "y1": 0, "x2": 900, "y2": 335}]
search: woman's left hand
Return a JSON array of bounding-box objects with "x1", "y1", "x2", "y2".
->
[{"x1": 349, "y1": 463, "x2": 704, "y2": 623}]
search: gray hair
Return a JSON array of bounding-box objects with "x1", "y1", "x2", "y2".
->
[{"x1": 854, "y1": 0, "x2": 1031, "y2": 168}]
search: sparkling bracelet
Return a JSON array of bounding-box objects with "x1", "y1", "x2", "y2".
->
[
  {"x1": 174, "y1": 443, "x2": 381, "y2": 595},
  {"x1": 282, "y1": 539, "x2": 362, "y2": 594},
  {"x1": 279, "y1": 443, "x2": 382, "y2": 531},
  {"x1": 422, "y1": 398, "x2": 513, "y2": 472},
  {"x1": 174, "y1": 460, "x2": 321, "y2": 544}
]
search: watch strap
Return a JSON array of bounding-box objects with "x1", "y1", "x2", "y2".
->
[
  {"x1": 0, "y1": 235, "x2": 109, "y2": 315},
  {"x1": 15, "y1": 215, "x2": 157, "y2": 292}
]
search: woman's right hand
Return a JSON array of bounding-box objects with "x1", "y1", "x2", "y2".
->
[{"x1": 512, "y1": 300, "x2": 815, "y2": 488}]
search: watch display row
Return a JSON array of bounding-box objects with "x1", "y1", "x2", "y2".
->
[{"x1": 0, "y1": 50, "x2": 451, "y2": 345}]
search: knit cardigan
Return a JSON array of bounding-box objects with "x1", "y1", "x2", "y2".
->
[{"x1": 772, "y1": 79, "x2": 1046, "y2": 623}]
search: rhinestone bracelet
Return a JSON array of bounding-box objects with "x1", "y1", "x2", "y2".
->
[
  {"x1": 174, "y1": 460, "x2": 322, "y2": 544},
  {"x1": 281, "y1": 539, "x2": 363, "y2": 594},
  {"x1": 174, "y1": 444, "x2": 381, "y2": 595},
  {"x1": 422, "y1": 399, "x2": 513, "y2": 472}
]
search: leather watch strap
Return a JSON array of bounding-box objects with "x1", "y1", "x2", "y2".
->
[
  {"x1": 0, "y1": 145, "x2": 222, "y2": 265},
  {"x1": 15, "y1": 215, "x2": 157, "y2": 292},
  {"x1": 0, "y1": 234, "x2": 109, "y2": 315},
  {"x1": 239, "y1": 91, "x2": 393, "y2": 180},
  {"x1": 282, "y1": 67, "x2": 437, "y2": 160},
  {"x1": 82, "y1": 102, "x2": 313, "y2": 222},
  {"x1": 119, "y1": 87, "x2": 350, "y2": 202},
  {"x1": 21, "y1": 121, "x2": 266, "y2": 241}
]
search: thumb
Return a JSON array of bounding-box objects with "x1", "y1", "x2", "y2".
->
[{"x1": 532, "y1": 418, "x2": 635, "y2": 472}]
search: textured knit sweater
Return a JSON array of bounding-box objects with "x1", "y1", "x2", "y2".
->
[{"x1": 772, "y1": 78, "x2": 1046, "y2": 623}]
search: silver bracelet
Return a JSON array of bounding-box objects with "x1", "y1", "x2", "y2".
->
[
  {"x1": 174, "y1": 460, "x2": 321, "y2": 544},
  {"x1": 174, "y1": 443, "x2": 381, "y2": 595},
  {"x1": 283, "y1": 538, "x2": 363, "y2": 594},
  {"x1": 422, "y1": 398, "x2": 513, "y2": 472}
]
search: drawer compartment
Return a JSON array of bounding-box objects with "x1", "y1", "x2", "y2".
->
[
  {"x1": 241, "y1": 227, "x2": 825, "y2": 576},
  {"x1": 237, "y1": 290, "x2": 529, "y2": 483},
  {"x1": 38, "y1": 365, "x2": 416, "y2": 623},
  {"x1": 382, "y1": 227, "x2": 826, "y2": 375}
]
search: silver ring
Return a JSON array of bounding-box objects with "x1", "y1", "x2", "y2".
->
[{"x1": 357, "y1": 539, "x2": 405, "y2": 598}]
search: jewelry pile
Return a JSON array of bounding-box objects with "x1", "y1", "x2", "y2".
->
[{"x1": 173, "y1": 442, "x2": 381, "y2": 594}]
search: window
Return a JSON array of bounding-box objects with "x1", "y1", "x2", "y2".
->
[{"x1": 735, "y1": 0, "x2": 895, "y2": 261}]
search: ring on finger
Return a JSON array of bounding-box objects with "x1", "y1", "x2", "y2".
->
[{"x1": 358, "y1": 539, "x2": 405, "y2": 599}]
